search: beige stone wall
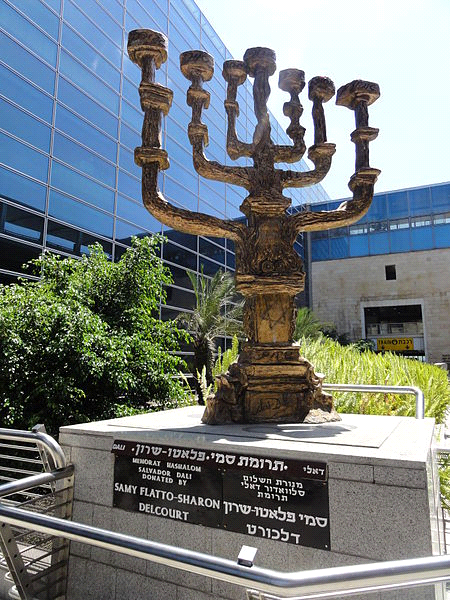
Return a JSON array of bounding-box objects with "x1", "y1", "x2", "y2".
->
[{"x1": 311, "y1": 248, "x2": 450, "y2": 364}]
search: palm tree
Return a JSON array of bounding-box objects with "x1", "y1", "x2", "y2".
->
[
  {"x1": 177, "y1": 269, "x2": 243, "y2": 405},
  {"x1": 293, "y1": 307, "x2": 335, "y2": 341}
]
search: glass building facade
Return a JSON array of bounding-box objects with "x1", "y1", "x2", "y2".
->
[
  {"x1": 0, "y1": 0, "x2": 329, "y2": 328},
  {"x1": 310, "y1": 182, "x2": 450, "y2": 262}
]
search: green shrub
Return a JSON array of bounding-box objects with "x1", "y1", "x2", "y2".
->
[{"x1": 300, "y1": 336, "x2": 450, "y2": 423}]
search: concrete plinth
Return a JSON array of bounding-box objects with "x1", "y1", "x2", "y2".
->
[{"x1": 59, "y1": 407, "x2": 445, "y2": 600}]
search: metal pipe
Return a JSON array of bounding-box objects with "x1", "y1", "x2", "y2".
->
[
  {"x1": 0, "y1": 466, "x2": 73, "y2": 499},
  {"x1": 0, "y1": 503, "x2": 448, "y2": 598},
  {"x1": 0, "y1": 428, "x2": 67, "y2": 469},
  {"x1": 322, "y1": 383, "x2": 425, "y2": 419}
]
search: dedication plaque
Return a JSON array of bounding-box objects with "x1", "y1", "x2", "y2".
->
[{"x1": 112, "y1": 440, "x2": 330, "y2": 550}]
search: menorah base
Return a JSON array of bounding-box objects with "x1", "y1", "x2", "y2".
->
[{"x1": 201, "y1": 344, "x2": 341, "y2": 425}]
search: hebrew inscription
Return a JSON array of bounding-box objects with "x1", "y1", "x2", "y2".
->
[{"x1": 112, "y1": 440, "x2": 330, "y2": 550}]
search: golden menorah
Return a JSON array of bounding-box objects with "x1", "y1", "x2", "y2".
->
[{"x1": 128, "y1": 29, "x2": 380, "y2": 425}]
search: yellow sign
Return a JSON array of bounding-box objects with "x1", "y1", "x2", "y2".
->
[{"x1": 377, "y1": 338, "x2": 414, "y2": 352}]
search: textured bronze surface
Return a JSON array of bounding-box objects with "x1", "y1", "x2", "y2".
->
[{"x1": 127, "y1": 30, "x2": 381, "y2": 425}]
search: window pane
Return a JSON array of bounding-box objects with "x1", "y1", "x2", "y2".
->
[
  {"x1": 431, "y1": 185, "x2": 450, "y2": 212},
  {"x1": 386, "y1": 191, "x2": 408, "y2": 219},
  {"x1": 164, "y1": 228, "x2": 197, "y2": 251},
  {"x1": 349, "y1": 234, "x2": 369, "y2": 257},
  {"x1": 117, "y1": 169, "x2": 140, "y2": 200},
  {"x1": 389, "y1": 229, "x2": 410, "y2": 253},
  {"x1": 63, "y1": 0, "x2": 119, "y2": 54},
  {"x1": 120, "y1": 122, "x2": 140, "y2": 150},
  {"x1": 48, "y1": 190, "x2": 114, "y2": 237},
  {"x1": 0, "y1": 167, "x2": 46, "y2": 212},
  {"x1": 0, "y1": 32, "x2": 55, "y2": 93},
  {"x1": 8, "y1": 0, "x2": 59, "y2": 39},
  {"x1": 0, "y1": 64, "x2": 53, "y2": 123},
  {"x1": 311, "y1": 239, "x2": 329, "y2": 261},
  {"x1": 59, "y1": 50, "x2": 119, "y2": 114},
  {"x1": 121, "y1": 99, "x2": 143, "y2": 131},
  {"x1": 55, "y1": 104, "x2": 117, "y2": 161},
  {"x1": 1, "y1": 3, "x2": 57, "y2": 65},
  {"x1": 58, "y1": 78, "x2": 118, "y2": 137},
  {"x1": 46, "y1": 220, "x2": 112, "y2": 256},
  {"x1": 435, "y1": 223, "x2": 450, "y2": 248},
  {"x1": 50, "y1": 161, "x2": 115, "y2": 212},
  {"x1": 163, "y1": 241, "x2": 197, "y2": 269},
  {"x1": 116, "y1": 194, "x2": 162, "y2": 233},
  {"x1": 1, "y1": 203, "x2": 44, "y2": 243},
  {"x1": 53, "y1": 132, "x2": 116, "y2": 187},
  {"x1": 0, "y1": 132, "x2": 48, "y2": 181},
  {"x1": 409, "y1": 187, "x2": 430, "y2": 216},
  {"x1": 369, "y1": 232, "x2": 389, "y2": 255},
  {"x1": 115, "y1": 219, "x2": 148, "y2": 245},
  {"x1": 61, "y1": 26, "x2": 120, "y2": 88},
  {"x1": 0, "y1": 238, "x2": 41, "y2": 273},
  {"x1": 70, "y1": 0, "x2": 122, "y2": 43},
  {"x1": 411, "y1": 226, "x2": 433, "y2": 250},
  {"x1": 165, "y1": 177, "x2": 198, "y2": 211},
  {"x1": 0, "y1": 99, "x2": 51, "y2": 153},
  {"x1": 118, "y1": 146, "x2": 140, "y2": 177},
  {"x1": 329, "y1": 237, "x2": 348, "y2": 259},
  {"x1": 199, "y1": 237, "x2": 225, "y2": 264}
]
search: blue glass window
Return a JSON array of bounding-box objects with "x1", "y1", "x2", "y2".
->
[
  {"x1": 116, "y1": 194, "x2": 162, "y2": 233},
  {"x1": 118, "y1": 169, "x2": 140, "y2": 200},
  {"x1": 163, "y1": 241, "x2": 197, "y2": 269},
  {"x1": 0, "y1": 133, "x2": 48, "y2": 181},
  {"x1": 165, "y1": 134, "x2": 194, "y2": 172},
  {"x1": 1, "y1": 4, "x2": 57, "y2": 65},
  {"x1": 199, "y1": 257, "x2": 221, "y2": 277},
  {"x1": 0, "y1": 167, "x2": 46, "y2": 212},
  {"x1": 367, "y1": 194, "x2": 387, "y2": 221},
  {"x1": 51, "y1": 161, "x2": 115, "y2": 212},
  {"x1": 63, "y1": 1, "x2": 120, "y2": 55},
  {"x1": 389, "y1": 229, "x2": 410, "y2": 253},
  {"x1": 8, "y1": 0, "x2": 59, "y2": 39},
  {"x1": 102, "y1": 0, "x2": 123, "y2": 23},
  {"x1": 226, "y1": 250, "x2": 235, "y2": 269},
  {"x1": 118, "y1": 146, "x2": 140, "y2": 177},
  {"x1": 170, "y1": 1, "x2": 200, "y2": 43},
  {"x1": 409, "y1": 187, "x2": 431, "y2": 216},
  {"x1": 411, "y1": 219, "x2": 433, "y2": 250},
  {"x1": 115, "y1": 219, "x2": 148, "y2": 244},
  {"x1": 58, "y1": 78, "x2": 118, "y2": 137},
  {"x1": 71, "y1": 0, "x2": 122, "y2": 44},
  {"x1": 165, "y1": 285, "x2": 195, "y2": 310},
  {"x1": 126, "y1": 0, "x2": 168, "y2": 33},
  {"x1": 1, "y1": 203, "x2": 44, "y2": 243},
  {"x1": 0, "y1": 32, "x2": 55, "y2": 93},
  {"x1": 164, "y1": 228, "x2": 197, "y2": 251},
  {"x1": 48, "y1": 190, "x2": 114, "y2": 237},
  {"x1": 165, "y1": 177, "x2": 198, "y2": 211},
  {"x1": 435, "y1": 223, "x2": 450, "y2": 248},
  {"x1": 0, "y1": 99, "x2": 51, "y2": 153},
  {"x1": 329, "y1": 237, "x2": 348, "y2": 259},
  {"x1": 120, "y1": 123, "x2": 140, "y2": 150},
  {"x1": 122, "y1": 77, "x2": 139, "y2": 106},
  {"x1": 369, "y1": 231, "x2": 389, "y2": 255},
  {"x1": 349, "y1": 234, "x2": 369, "y2": 257},
  {"x1": 386, "y1": 190, "x2": 408, "y2": 219},
  {"x1": 61, "y1": 27, "x2": 121, "y2": 89},
  {"x1": 0, "y1": 65, "x2": 53, "y2": 123},
  {"x1": 431, "y1": 185, "x2": 450, "y2": 213},
  {"x1": 53, "y1": 132, "x2": 116, "y2": 187},
  {"x1": 59, "y1": 51, "x2": 119, "y2": 114},
  {"x1": 55, "y1": 104, "x2": 117, "y2": 162},
  {"x1": 121, "y1": 99, "x2": 143, "y2": 132},
  {"x1": 46, "y1": 220, "x2": 112, "y2": 256}
]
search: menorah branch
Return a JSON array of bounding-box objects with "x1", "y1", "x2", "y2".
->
[
  {"x1": 289, "y1": 167, "x2": 380, "y2": 233},
  {"x1": 223, "y1": 60, "x2": 253, "y2": 160},
  {"x1": 281, "y1": 143, "x2": 336, "y2": 189}
]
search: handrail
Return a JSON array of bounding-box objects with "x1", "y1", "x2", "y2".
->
[
  {"x1": 0, "y1": 427, "x2": 67, "y2": 470},
  {"x1": 322, "y1": 383, "x2": 425, "y2": 419},
  {"x1": 0, "y1": 500, "x2": 448, "y2": 599},
  {"x1": 0, "y1": 466, "x2": 74, "y2": 499}
]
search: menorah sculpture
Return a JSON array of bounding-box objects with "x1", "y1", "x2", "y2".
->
[{"x1": 128, "y1": 29, "x2": 380, "y2": 425}]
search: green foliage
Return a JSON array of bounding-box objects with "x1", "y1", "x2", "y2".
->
[
  {"x1": 213, "y1": 335, "x2": 240, "y2": 384},
  {"x1": 299, "y1": 336, "x2": 450, "y2": 423},
  {"x1": 177, "y1": 269, "x2": 243, "y2": 404},
  {"x1": 0, "y1": 237, "x2": 188, "y2": 436},
  {"x1": 294, "y1": 307, "x2": 335, "y2": 341}
]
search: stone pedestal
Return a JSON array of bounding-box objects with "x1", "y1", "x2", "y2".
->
[{"x1": 59, "y1": 408, "x2": 444, "y2": 600}]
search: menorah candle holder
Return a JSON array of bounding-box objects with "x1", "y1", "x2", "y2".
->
[{"x1": 128, "y1": 29, "x2": 380, "y2": 425}]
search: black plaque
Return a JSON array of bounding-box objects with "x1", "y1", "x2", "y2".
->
[{"x1": 112, "y1": 440, "x2": 330, "y2": 550}]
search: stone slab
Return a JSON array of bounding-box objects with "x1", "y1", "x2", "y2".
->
[{"x1": 60, "y1": 408, "x2": 444, "y2": 600}]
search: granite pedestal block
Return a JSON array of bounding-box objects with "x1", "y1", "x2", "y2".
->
[{"x1": 59, "y1": 407, "x2": 445, "y2": 600}]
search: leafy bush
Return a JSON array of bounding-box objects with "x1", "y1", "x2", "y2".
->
[
  {"x1": 0, "y1": 237, "x2": 188, "y2": 435},
  {"x1": 300, "y1": 336, "x2": 450, "y2": 423}
]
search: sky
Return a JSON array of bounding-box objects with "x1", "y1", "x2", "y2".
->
[{"x1": 195, "y1": 0, "x2": 450, "y2": 200}]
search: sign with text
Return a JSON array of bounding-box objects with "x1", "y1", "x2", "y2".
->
[
  {"x1": 377, "y1": 337, "x2": 414, "y2": 351},
  {"x1": 112, "y1": 440, "x2": 330, "y2": 550}
]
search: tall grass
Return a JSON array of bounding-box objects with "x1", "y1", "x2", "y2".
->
[{"x1": 299, "y1": 336, "x2": 450, "y2": 423}]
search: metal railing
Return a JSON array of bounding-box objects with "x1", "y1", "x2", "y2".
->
[
  {"x1": 0, "y1": 427, "x2": 73, "y2": 600},
  {"x1": 322, "y1": 383, "x2": 425, "y2": 419},
  {"x1": 0, "y1": 498, "x2": 449, "y2": 599}
]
